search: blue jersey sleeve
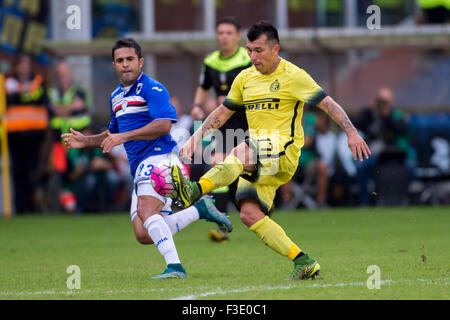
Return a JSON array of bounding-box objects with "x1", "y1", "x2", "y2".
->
[
  {"x1": 108, "y1": 99, "x2": 119, "y2": 133},
  {"x1": 143, "y1": 82, "x2": 177, "y2": 122}
]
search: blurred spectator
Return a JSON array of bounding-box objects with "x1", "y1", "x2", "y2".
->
[
  {"x1": 336, "y1": 131, "x2": 358, "y2": 179},
  {"x1": 316, "y1": 111, "x2": 337, "y2": 178},
  {"x1": 416, "y1": 0, "x2": 449, "y2": 24},
  {"x1": 354, "y1": 86, "x2": 411, "y2": 205},
  {"x1": 45, "y1": 60, "x2": 91, "y2": 212},
  {"x1": 170, "y1": 96, "x2": 193, "y2": 150},
  {"x1": 280, "y1": 109, "x2": 333, "y2": 209},
  {"x1": 4, "y1": 54, "x2": 51, "y2": 214},
  {"x1": 66, "y1": 126, "x2": 120, "y2": 214},
  {"x1": 327, "y1": 130, "x2": 359, "y2": 207},
  {"x1": 48, "y1": 60, "x2": 91, "y2": 137}
]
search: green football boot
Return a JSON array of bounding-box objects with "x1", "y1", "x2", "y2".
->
[
  {"x1": 194, "y1": 195, "x2": 233, "y2": 233},
  {"x1": 290, "y1": 254, "x2": 320, "y2": 280},
  {"x1": 171, "y1": 165, "x2": 201, "y2": 208},
  {"x1": 151, "y1": 264, "x2": 188, "y2": 280}
]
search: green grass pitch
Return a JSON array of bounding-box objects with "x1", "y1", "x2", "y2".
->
[{"x1": 0, "y1": 206, "x2": 448, "y2": 300}]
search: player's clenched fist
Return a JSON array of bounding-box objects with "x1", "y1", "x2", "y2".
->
[{"x1": 61, "y1": 128, "x2": 87, "y2": 150}]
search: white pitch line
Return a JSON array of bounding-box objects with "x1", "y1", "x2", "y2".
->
[
  {"x1": 0, "y1": 279, "x2": 447, "y2": 299},
  {"x1": 170, "y1": 281, "x2": 387, "y2": 300},
  {"x1": 170, "y1": 278, "x2": 449, "y2": 300},
  {"x1": 0, "y1": 287, "x2": 181, "y2": 297}
]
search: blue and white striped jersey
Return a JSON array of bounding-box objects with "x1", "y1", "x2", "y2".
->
[{"x1": 108, "y1": 72, "x2": 177, "y2": 177}]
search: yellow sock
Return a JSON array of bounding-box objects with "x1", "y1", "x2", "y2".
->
[
  {"x1": 198, "y1": 177, "x2": 214, "y2": 194},
  {"x1": 250, "y1": 216, "x2": 302, "y2": 261},
  {"x1": 199, "y1": 155, "x2": 244, "y2": 194}
]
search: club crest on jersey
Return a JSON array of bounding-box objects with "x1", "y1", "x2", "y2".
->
[
  {"x1": 136, "y1": 83, "x2": 143, "y2": 94},
  {"x1": 270, "y1": 79, "x2": 280, "y2": 92}
]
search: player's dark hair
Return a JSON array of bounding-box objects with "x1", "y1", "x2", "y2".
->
[
  {"x1": 216, "y1": 16, "x2": 241, "y2": 31},
  {"x1": 112, "y1": 38, "x2": 142, "y2": 61},
  {"x1": 247, "y1": 21, "x2": 280, "y2": 45}
]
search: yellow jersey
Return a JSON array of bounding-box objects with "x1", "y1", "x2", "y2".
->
[{"x1": 223, "y1": 58, "x2": 327, "y2": 158}]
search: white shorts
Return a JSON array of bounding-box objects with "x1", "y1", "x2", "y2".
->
[{"x1": 129, "y1": 152, "x2": 184, "y2": 222}]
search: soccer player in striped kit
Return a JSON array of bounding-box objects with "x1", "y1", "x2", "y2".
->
[{"x1": 62, "y1": 38, "x2": 232, "y2": 279}]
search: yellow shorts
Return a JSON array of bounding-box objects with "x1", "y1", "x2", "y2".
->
[{"x1": 235, "y1": 135, "x2": 300, "y2": 214}]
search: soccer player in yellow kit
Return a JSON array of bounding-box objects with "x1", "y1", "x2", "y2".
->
[{"x1": 171, "y1": 21, "x2": 371, "y2": 280}]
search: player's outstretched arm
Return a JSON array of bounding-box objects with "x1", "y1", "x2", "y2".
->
[
  {"x1": 101, "y1": 119, "x2": 172, "y2": 153},
  {"x1": 61, "y1": 128, "x2": 109, "y2": 150},
  {"x1": 317, "y1": 96, "x2": 371, "y2": 162},
  {"x1": 180, "y1": 104, "x2": 235, "y2": 161}
]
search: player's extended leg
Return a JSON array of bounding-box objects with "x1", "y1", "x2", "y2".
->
[
  {"x1": 240, "y1": 200, "x2": 320, "y2": 280},
  {"x1": 164, "y1": 196, "x2": 233, "y2": 234},
  {"x1": 171, "y1": 141, "x2": 255, "y2": 208},
  {"x1": 131, "y1": 192, "x2": 232, "y2": 242},
  {"x1": 136, "y1": 194, "x2": 188, "y2": 279}
]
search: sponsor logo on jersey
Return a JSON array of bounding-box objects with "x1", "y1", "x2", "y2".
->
[{"x1": 244, "y1": 98, "x2": 280, "y2": 111}]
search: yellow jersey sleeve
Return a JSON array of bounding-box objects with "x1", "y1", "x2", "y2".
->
[
  {"x1": 223, "y1": 71, "x2": 244, "y2": 111},
  {"x1": 292, "y1": 69, "x2": 327, "y2": 106}
]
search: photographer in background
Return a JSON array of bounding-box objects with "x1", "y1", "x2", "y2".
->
[{"x1": 354, "y1": 87, "x2": 410, "y2": 205}]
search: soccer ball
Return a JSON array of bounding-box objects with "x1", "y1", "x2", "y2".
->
[{"x1": 150, "y1": 160, "x2": 189, "y2": 198}]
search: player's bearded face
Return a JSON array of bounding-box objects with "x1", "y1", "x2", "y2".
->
[{"x1": 113, "y1": 47, "x2": 144, "y2": 86}]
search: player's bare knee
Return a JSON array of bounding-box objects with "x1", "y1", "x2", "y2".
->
[
  {"x1": 239, "y1": 201, "x2": 265, "y2": 227},
  {"x1": 240, "y1": 210, "x2": 259, "y2": 227},
  {"x1": 239, "y1": 209, "x2": 251, "y2": 226},
  {"x1": 136, "y1": 201, "x2": 148, "y2": 221},
  {"x1": 135, "y1": 233, "x2": 153, "y2": 245},
  {"x1": 136, "y1": 195, "x2": 164, "y2": 222},
  {"x1": 137, "y1": 205, "x2": 159, "y2": 222}
]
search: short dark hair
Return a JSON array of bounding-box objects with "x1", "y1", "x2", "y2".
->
[
  {"x1": 247, "y1": 21, "x2": 279, "y2": 45},
  {"x1": 216, "y1": 16, "x2": 241, "y2": 31},
  {"x1": 112, "y1": 38, "x2": 142, "y2": 61}
]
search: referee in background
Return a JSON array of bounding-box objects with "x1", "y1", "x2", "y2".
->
[{"x1": 190, "y1": 17, "x2": 252, "y2": 242}]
